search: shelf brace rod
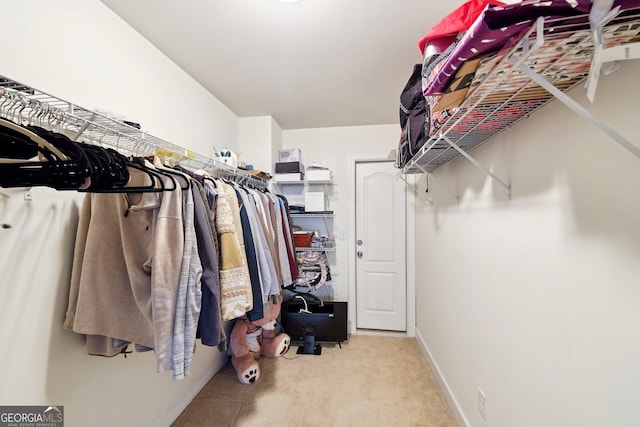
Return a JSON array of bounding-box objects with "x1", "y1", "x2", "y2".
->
[
  {"x1": 395, "y1": 170, "x2": 424, "y2": 194},
  {"x1": 412, "y1": 162, "x2": 459, "y2": 203},
  {"x1": 440, "y1": 134, "x2": 511, "y2": 199},
  {"x1": 396, "y1": 171, "x2": 434, "y2": 205},
  {"x1": 513, "y1": 59, "x2": 640, "y2": 160},
  {"x1": 395, "y1": 171, "x2": 414, "y2": 188},
  {"x1": 71, "y1": 112, "x2": 96, "y2": 142}
]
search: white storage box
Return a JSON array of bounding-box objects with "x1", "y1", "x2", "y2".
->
[
  {"x1": 274, "y1": 172, "x2": 304, "y2": 182},
  {"x1": 304, "y1": 192, "x2": 325, "y2": 212},
  {"x1": 306, "y1": 169, "x2": 332, "y2": 182},
  {"x1": 279, "y1": 148, "x2": 302, "y2": 162}
]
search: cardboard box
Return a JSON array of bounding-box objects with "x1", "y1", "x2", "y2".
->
[
  {"x1": 279, "y1": 148, "x2": 302, "y2": 162},
  {"x1": 433, "y1": 54, "x2": 489, "y2": 112},
  {"x1": 275, "y1": 161, "x2": 305, "y2": 174},
  {"x1": 293, "y1": 231, "x2": 312, "y2": 247},
  {"x1": 304, "y1": 192, "x2": 325, "y2": 212},
  {"x1": 306, "y1": 168, "x2": 332, "y2": 182}
]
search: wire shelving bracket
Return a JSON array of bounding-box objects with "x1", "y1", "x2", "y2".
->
[
  {"x1": 0, "y1": 75, "x2": 269, "y2": 190},
  {"x1": 401, "y1": 9, "x2": 640, "y2": 199}
]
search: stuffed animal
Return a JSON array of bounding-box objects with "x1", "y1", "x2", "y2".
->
[{"x1": 229, "y1": 294, "x2": 291, "y2": 384}]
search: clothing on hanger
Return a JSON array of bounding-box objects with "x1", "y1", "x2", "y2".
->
[
  {"x1": 192, "y1": 180, "x2": 225, "y2": 350},
  {"x1": 64, "y1": 167, "x2": 186, "y2": 373},
  {"x1": 172, "y1": 178, "x2": 202, "y2": 380},
  {"x1": 213, "y1": 180, "x2": 253, "y2": 320}
]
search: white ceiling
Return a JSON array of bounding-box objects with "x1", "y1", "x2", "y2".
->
[{"x1": 100, "y1": 0, "x2": 465, "y2": 129}]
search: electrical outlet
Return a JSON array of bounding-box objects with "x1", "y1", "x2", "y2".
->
[{"x1": 478, "y1": 387, "x2": 486, "y2": 420}]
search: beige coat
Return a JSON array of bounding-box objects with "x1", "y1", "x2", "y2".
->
[{"x1": 64, "y1": 168, "x2": 184, "y2": 372}]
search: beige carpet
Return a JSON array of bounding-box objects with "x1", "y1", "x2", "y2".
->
[{"x1": 172, "y1": 335, "x2": 457, "y2": 427}]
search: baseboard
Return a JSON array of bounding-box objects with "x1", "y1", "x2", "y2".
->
[
  {"x1": 415, "y1": 328, "x2": 470, "y2": 427},
  {"x1": 151, "y1": 352, "x2": 228, "y2": 427},
  {"x1": 354, "y1": 329, "x2": 409, "y2": 338}
]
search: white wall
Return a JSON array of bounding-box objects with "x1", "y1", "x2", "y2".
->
[
  {"x1": 282, "y1": 125, "x2": 398, "y2": 300},
  {"x1": 271, "y1": 117, "x2": 283, "y2": 172},
  {"x1": 0, "y1": 1, "x2": 239, "y2": 426},
  {"x1": 415, "y1": 60, "x2": 640, "y2": 426},
  {"x1": 239, "y1": 116, "x2": 282, "y2": 174},
  {"x1": 1, "y1": 3, "x2": 238, "y2": 157}
]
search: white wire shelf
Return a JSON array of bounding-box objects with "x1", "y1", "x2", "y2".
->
[
  {"x1": 0, "y1": 75, "x2": 269, "y2": 189},
  {"x1": 273, "y1": 180, "x2": 334, "y2": 185},
  {"x1": 294, "y1": 247, "x2": 336, "y2": 252},
  {"x1": 402, "y1": 9, "x2": 640, "y2": 178},
  {"x1": 290, "y1": 213, "x2": 335, "y2": 218}
]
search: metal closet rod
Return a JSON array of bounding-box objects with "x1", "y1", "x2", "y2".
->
[{"x1": 0, "y1": 76, "x2": 269, "y2": 189}]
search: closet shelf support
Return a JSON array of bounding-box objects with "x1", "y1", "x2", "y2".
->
[
  {"x1": 72, "y1": 113, "x2": 94, "y2": 142},
  {"x1": 412, "y1": 162, "x2": 459, "y2": 203},
  {"x1": 512, "y1": 57, "x2": 640, "y2": 160},
  {"x1": 440, "y1": 134, "x2": 511, "y2": 199},
  {"x1": 396, "y1": 172, "x2": 431, "y2": 205}
]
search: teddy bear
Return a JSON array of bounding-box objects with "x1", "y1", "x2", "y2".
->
[{"x1": 229, "y1": 294, "x2": 291, "y2": 384}]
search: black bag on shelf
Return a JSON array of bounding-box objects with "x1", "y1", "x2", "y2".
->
[
  {"x1": 397, "y1": 64, "x2": 429, "y2": 168},
  {"x1": 399, "y1": 64, "x2": 423, "y2": 129},
  {"x1": 396, "y1": 127, "x2": 411, "y2": 169}
]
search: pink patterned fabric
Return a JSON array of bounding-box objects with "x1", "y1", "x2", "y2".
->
[{"x1": 423, "y1": 0, "x2": 593, "y2": 96}]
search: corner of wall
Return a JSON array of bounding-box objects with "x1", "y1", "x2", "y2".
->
[
  {"x1": 151, "y1": 351, "x2": 229, "y2": 427},
  {"x1": 270, "y1": 117, "x2": 283, "y2": 174},
  {"x1": 415, "y1": 328, "x2": 470, "y2": 427},
  {"x1": 238, "y1": 116, "x2": 278, "y2": 174}
]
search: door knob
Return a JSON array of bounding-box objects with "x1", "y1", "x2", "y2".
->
[{"x1": 357, "y1": 251, "x2": 363, "y2": 258}]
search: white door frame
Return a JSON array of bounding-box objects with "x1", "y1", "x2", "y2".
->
[{"x1": 348, "y1": 153, "x2": 416, "y2": 337}]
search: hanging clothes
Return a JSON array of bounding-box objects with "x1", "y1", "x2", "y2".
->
[
  {"x1": 262, "y1": 191, "x2": 284, "y2": 285},
  {"x1": 64, "y1": 166, "x2": 185, "y2": 374},
  {"x1": 54, "y1": 152, "x2": 297, "y2": 379},
  {"x1": 251, "y1": 190, "x2": 282, "y2": 296},
  {"x1": 0, "y1": 85, "x2": 304, "y2": 381},
  {"x1": 240, "y1": 188, "x2": 278, "y2": 306},
  {"x1": 277, "y1": 194, "x2": 298, "y2": 283},
  {"x1": 269, "y1": 193, "x2": 293, "y2": 287},
  {"x1": 213, "y1": 180, "x2": 253, "y2": 320},
  {"x1": 235, "y1": 187, "x2": 264, "y2": 322},
  {"x1": 191, "y1": 180, "x2": 225, "y2": 350},
  {"x1": 171, "y1": 170, "x2": 203, "y2": 381}
]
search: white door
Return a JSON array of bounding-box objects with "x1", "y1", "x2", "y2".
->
[{"x1": 355, "y1": 161, "x2": 406, "y2": 331}]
